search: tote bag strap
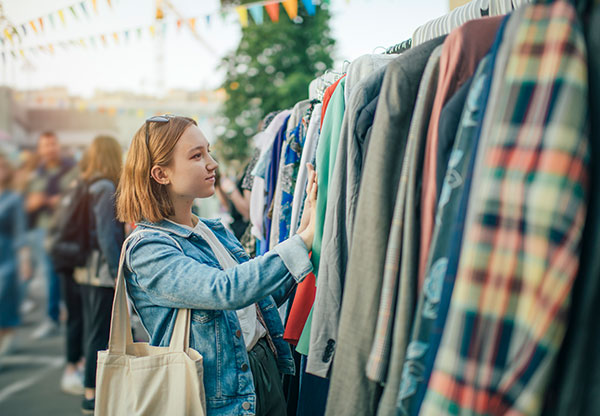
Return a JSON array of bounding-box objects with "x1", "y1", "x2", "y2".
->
[
  {"x1": 108, "y1": 230, "x2": 192, "y2": 354},
  {"x1": 107, "y1": 233, "x2": 137, "y2": 354}
]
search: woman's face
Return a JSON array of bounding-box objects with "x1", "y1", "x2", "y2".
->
[{"x1": 164, "y1": 125, "x2": 218, "y2": 200}]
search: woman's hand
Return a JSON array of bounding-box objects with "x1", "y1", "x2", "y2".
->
[{"x1": 298, "y1": 163, "x2": 318, "y2": 251}]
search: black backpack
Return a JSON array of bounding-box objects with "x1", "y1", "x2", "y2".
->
[{"x1": 48, "y1": 177, "x2": 104, "y2": 271}]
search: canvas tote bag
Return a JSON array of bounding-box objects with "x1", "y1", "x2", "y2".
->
[{"x1": 95, "y1": 234, "x2": 206, "y2": 416}]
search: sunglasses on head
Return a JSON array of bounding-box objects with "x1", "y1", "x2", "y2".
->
[{"x1": 145, "y1": 114, "x2": 177, "y2": 147}]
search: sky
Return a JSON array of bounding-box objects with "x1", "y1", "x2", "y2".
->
[{"x1": 1, "y1": 0, "x2": 448, "y2": 97}]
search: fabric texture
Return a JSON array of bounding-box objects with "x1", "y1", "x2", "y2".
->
[
  {"x1": 420, "y1": 3, "x2": 590, "y2": 415},
  {"x1": 419, "y1": 16, "x2": 503, "y2": 291},
  {"x1": 295, "y1": 78, "x2": 347, "y2": 356},
  {"x1": 365, "y1": 42, "x2": 443, "y2": 397},
  {"x1": 248, "y1": 338, "x2": 287, "y2": 416},
  {"x1": 374, "y1": 44, "x2": 445, "y2": 416},
  {"x1": 308, "y1": 61, "x2": 394, "y2": 378},
  {"x1": 324, "y1": 37, "x2": 445, "y2": 416}
]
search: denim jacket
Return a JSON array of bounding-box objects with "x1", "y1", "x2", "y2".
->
[{"x1": 124, "y1": 217, "x2": 312, "y2": 416}]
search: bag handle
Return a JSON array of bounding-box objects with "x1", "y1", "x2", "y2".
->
[{"x1": 108, "y1": 231, "x2": 192, "y2": 354}]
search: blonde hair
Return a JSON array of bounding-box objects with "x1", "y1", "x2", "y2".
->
[
  {"x1": 0, "y1": 153, "x2": 14, "y2": 189},
  {"x1": 116, "y1": 116, "x2": 197, "y2": 223},
  {"x1": 81, "y1": 135, "x2": 123, "y2": 185}
]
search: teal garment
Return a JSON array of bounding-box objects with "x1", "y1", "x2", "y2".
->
[{"x1": 297, "y1": 77, "x2": 346, "y2": 355}]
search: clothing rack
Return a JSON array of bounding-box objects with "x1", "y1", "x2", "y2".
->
[{"x1": 385, "y1": 38, "x2": 412, "y2": 54}]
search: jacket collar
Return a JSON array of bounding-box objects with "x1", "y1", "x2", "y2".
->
[{"x1": 136, "y1": 217, "x2": 224, "y2": 239}]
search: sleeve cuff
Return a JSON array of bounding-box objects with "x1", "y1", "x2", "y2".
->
[{"x1": 273, "y1": 234, "x2": 313, "y2": 282}]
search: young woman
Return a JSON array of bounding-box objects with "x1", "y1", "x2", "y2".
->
[
  {"x1": 116, "y1": 115, "x2": 317, "y2": 416},
  {"x1": 77, "y1": 136, "x2": 125, "y2": 414},
  {"x1": 0, "y1": 153, "x2": 31, "y2": 358}
]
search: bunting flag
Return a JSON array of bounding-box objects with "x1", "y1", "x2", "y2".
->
[
  {"x1": 100, "y1": 34, "x2": 107, "y2": 45},
  {"x1": 58, "y1": 10, "x2": 66, "y2": 25},
  {"x1": 79, "y1": 38, "x2": 86, "y2": 47},
  {"x1": 149, "y1": 25, "x2": 156, "y2": 36},
  {"x1": 235, "y1": 6, "x2": 249, "y2": 27},
  {"x1": 48, "y1": 14, "x2": 55, "y2": 28},
  {"x1": 4, "y1": 29, "x2": 13, "y2": 43},
  {"x1": 205, "y1": 15, "x2": 211, "y2": 26},
  {"x1": 21, "y1": 24, "x2": 27, "y2": 37},
  {"x1": 113, "y1": 32, "x2": 119, "y2": 43},
  {"x1": 90, "y1": 36, "x2": 96, "y2": 47},
  {"x1": 69, "y1": 6, "x2": 78, "y2": 19},
  {"x1": 11, "y1": 51, "x2": 16, "y2": 58},
  {"x1": 124, "y1": 30, "x2": 130, "y2": 41},
  {"x1": 282, "y1": 0, "x2": 298, "y2": 19},
  {"x1": 162, "y1": 22, "x2": 167, "y2": 35},
  {"x1": 248, "y1": 5, "x2": 264, "y2": 24},
  {"x1": 92, "y1": 0, "x2": 98, "y2": 13},
  {"x1": 29, "y1": 21, "x2": 38, "y2": 34},
  {"x1": 189, "y1": 18, "x2": 196, "y2": 31},
  {"x1": 265, "y1": 3, "x2": 280, "y2": 22},
  {"x1": 80, "y1": 2, "x2": 90, "y2": 18},
  {"x1": 302, "y1": 0, "x2": 316, "y2": 15},
  {"x1": 38, "y1": 17, "x2": 44, "y2": 31},
  {"x1": 107, "y1": 0, "x2": 112, "y2": 8},
  {"x1": 137, "y1": 27, "x2": 142, "y2": 39},
  {"x1": 48, "y1": 44, "x2": 54, "y2": 54},
  {"x1": 176, "y1": 19, "x2": 182, "y2": 31}
]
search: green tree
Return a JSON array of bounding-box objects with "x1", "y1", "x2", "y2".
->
[{"x1": 216, "y1": 1, "x2": 335, "y2": 163}]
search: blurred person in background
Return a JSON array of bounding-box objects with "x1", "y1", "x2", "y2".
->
[
  {"x1": 13, "y1": 149, "x2": 40, "y2": 315},
  {"x1": 74, "y1": 135, "x2": 124, "y2": 414},
  {"x1": 24, "y1": 131, "x2": 77, "y2": 339},
  {"x1": 215, "y1": 167, "x2": 250, "y2": 240},
  {"x1": 0, "y1": 153, "x2": 31, "y2": 358}
]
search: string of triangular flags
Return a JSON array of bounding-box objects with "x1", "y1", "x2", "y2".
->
[
  {"x1": 4, "y1": 0, "x2": 116, "y2": 45},
  {"x1": 3, "y1": 0, "x2": 323, "y2": 46}
]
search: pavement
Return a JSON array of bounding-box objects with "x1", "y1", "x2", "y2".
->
[{"x1": 0, "y1": 276, "x2": 89, "y2": 416}]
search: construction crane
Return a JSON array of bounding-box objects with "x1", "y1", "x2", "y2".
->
[{"x1": 154, "y1": 0, "x2": 217, "y2": 95}]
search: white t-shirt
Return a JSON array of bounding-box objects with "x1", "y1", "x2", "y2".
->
[{"x1": 167, "y1": 217, "x2": 267, "y2": 350}]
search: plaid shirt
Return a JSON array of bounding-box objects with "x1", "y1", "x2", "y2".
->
[{"x1": 421, "y1": 2, "x2": 590, "y2": 415}]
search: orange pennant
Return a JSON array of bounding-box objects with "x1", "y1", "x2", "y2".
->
[
  {"x1": 38, "y1": 17, "x2": 44, "y2": 31},
  {"x1": 265, "y1": 3, "x2": 279, "y2": 22},
  {"x1": 113, "y1": 32, "x2": 119, "y2": 43},
  {"x1": 188, "y1": 18, "x2": 196, "y2": 31},
  {"x1": 92, "y1": 0, "x2": 98, "y2": 13},
  {"x1": 29, "y1": 21, "x2": 38, "y2": 34}
]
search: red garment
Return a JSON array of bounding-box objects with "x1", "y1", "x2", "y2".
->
[
  {"x1": 284, "y1": 74, "x2": 346, "y2": 344},
  {"x1": 418, "y1": 16, "x2": 503, "y2": 290},
  {"x1": 320, "y1": 75, "x2": 346, "y2": 130},
  {"x1": 283, "y1": 272, "x2": 316, "y2": 345}
]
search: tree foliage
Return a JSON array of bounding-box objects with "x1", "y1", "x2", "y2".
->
[{"x1": 216, "y1": 2, "x2": 335, "y2": 163}]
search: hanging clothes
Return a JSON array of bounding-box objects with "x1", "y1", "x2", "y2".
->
[
  {"x1": 420, "y1": 2, "x2": 589, "y2": 414},
  {"x1": 296, "y1": 77, "x2": 346, "y2": 356},
  {"x1": 270, "y1": 100, "x2": 313, "y2": 249},
  {"x1": 418, "y1": 16, "x2": 504, "y2": 292},
  {"x1": 367, "y1": 44, "x2": 444, "y2": 416},
  {"x1": 325, "y1": 36, "x2": 446, "y2": 416},
  {"x1": 308, "y1": 61, "x2": 395, "y2": 377},
  {"x1": 250, "y1": 110, "x2": 292, "y2": 243}
]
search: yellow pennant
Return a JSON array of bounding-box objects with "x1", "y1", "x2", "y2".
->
[
  {"x1": 235, "y1": 6, "x2": 249, "y2": 27},
  {"x1": 58, "y1": 10, "x2": 66, "y2": 25},
  {"x1": 282, "y1": 0, "x2": 298, "y2": 20},
  {"x1": 4, "y1": 29, "x2": 13, "y2": 43},
  {"x1": 92, "y1": 0, "x2": 98, "y2": 13},
  {"x1": 149, "y1": 25, "x2": 156, "y2": 36},
  {"x1": 113, "y1": 32, "x2": 119, "y2": 43}
]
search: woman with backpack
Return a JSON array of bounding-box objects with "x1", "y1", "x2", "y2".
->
[
  {"x1": 115, "y1": 115, "x2": 317, "y2": 416},
  {"x1": 75, "y1": 135, "x2": 125, "y2": 414}
]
